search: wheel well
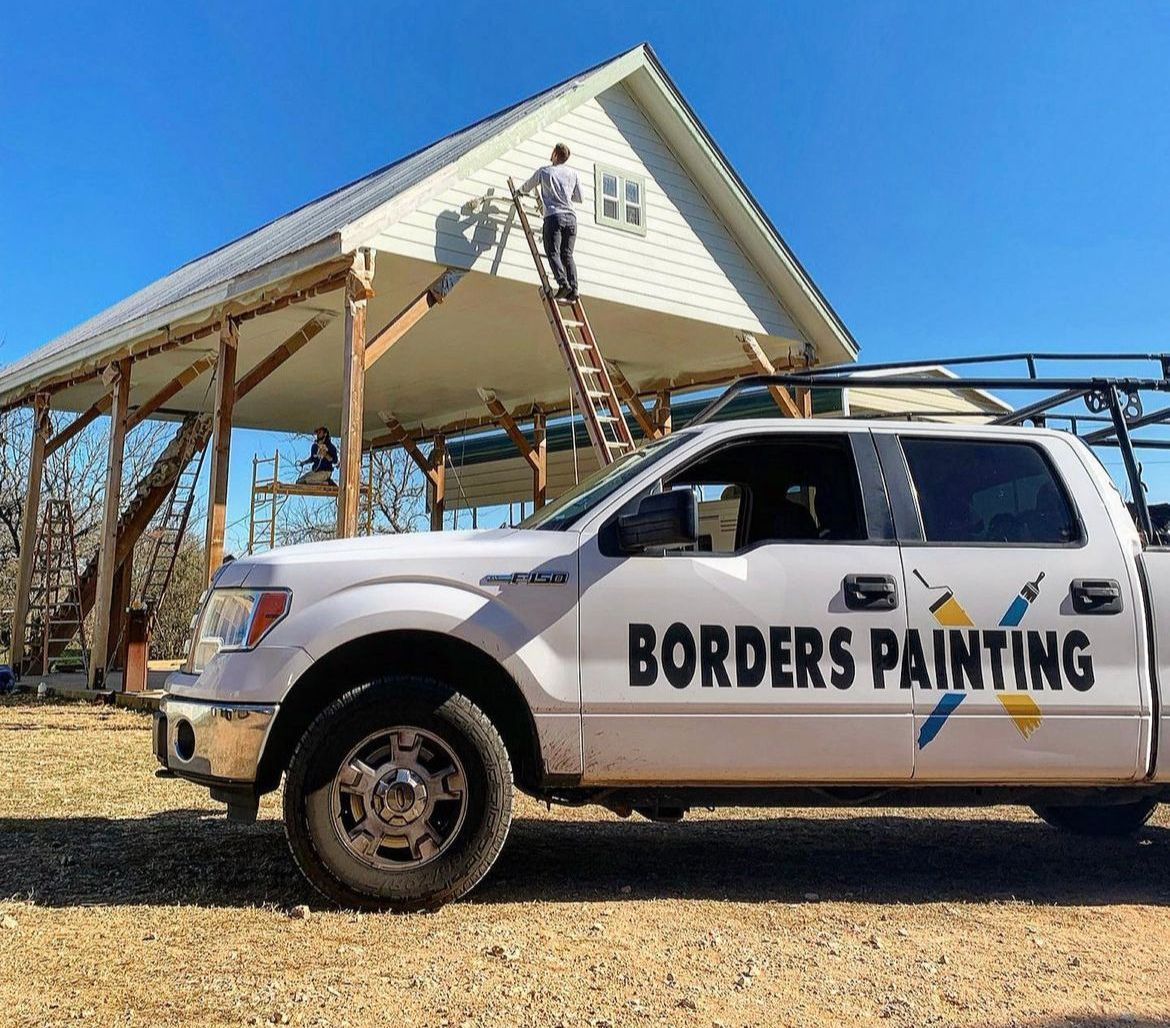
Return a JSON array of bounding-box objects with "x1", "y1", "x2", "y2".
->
[{"x1": 256, "y1": 630, "x2": 544, "y2": 794}]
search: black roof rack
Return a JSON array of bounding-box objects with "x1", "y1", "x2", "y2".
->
[{"x1": 693, "y1": 352, "x2": 1170, "y2": 544}]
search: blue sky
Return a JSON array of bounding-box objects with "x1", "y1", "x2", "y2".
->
[{"x1": 3, "y1": 1, "x2": 1170, "y2": 545}]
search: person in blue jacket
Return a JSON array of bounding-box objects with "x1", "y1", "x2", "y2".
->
[{"x1": 297, "y1": 426, "x2": 339, "y2": 485}]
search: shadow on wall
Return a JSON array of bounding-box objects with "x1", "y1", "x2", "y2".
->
[
  {"x1": 2, "y1": 806, "x2": 1169, "y2": 910},
  {"x1": 593, "y1": 91, "x2": 792, "y2": 339},
  {"x1": 435, "y1": 190, "x2": 520, "y2": 277}
]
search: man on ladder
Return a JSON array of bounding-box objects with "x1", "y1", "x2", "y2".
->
[{"x1": 519, "y1": 142, "x2": 582, "y2": 301}]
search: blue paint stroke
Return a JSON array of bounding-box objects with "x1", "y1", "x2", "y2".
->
[
  {"x1": 999, "y1": 594, "x2": 1029, "y2": 627},
  {"x1": 1000, "y1": 572, "x2": 1045, "y2": 627},
  {"x1": 918, "y1": 693, "x2": 966, "y2": 750}
]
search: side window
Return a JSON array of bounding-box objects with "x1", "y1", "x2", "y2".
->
[
  {"x1": 901, "y1": 437, "x2": 1080, "y2": 545},
  {"x1": 662, "y1": 436, "x2": 866, "y2": 554},
  {"x1": 595, "y1": 164, "x2": 647, "y2": 235}
]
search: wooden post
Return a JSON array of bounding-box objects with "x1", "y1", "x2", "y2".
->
[
  {"x1": 337, "y1": 251, "x2": 375, "y2": 538},
  {"x1": 654, "y1": 390, "x2": 672, "y2": 436},
  {"x1": 122, "y1": 606, "x2": 149, "y2": 694},
  {"x1": 10, "y1": 394, "x2": 50, "y2": 673},
  {"x1": 430, "y1": 434, "x2": 446, "y2": 532},
  {"x1": 89, "y1": 361, "x2": 131, "y2": 687},
  {"x1": 204, "y1": 318, "x2": 239, "y2": 586},
  {"x1": 106, "y1": 547, "x2": 133, "y2": 672},
  {"x1": 532, "y1": 411, "x2": 547, "y2": 510}
]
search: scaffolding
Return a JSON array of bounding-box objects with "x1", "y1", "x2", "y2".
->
[{"x1": 248, "y1": 449, "x2": 375, "y2": 553}]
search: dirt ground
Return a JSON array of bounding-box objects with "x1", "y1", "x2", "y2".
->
[{"x1": 1, "y1": 699, "x2": 1169, "y2": 1028}]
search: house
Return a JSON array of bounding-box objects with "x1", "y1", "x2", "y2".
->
[{"x1": 1, "y1": 43, "x2": 872, "y2": 686}]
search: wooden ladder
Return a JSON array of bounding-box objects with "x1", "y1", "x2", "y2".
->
[
  {"x1": 137, "y1": 439, "x2": 208, "y2": 633},
  {"x1": 23, "y1": 498, "x2": 87, "y2": 677},
  {"x1": 507, "y1": 176, "x2": 635, "y2": 466}
]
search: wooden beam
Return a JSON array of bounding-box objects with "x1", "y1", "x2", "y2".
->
[
  {"x1": 532, "y1": 412, "x2": 547, "y2": 510},
  {"x1": 430, "y1": 434, "x2": 446, "y2": 532},
  {"x1": 738, "y1": 332, "x2": 803, "y2": 418},
  {"x1": 607, "y1": 364, "x2": 660, "y2": 440},
  {"x1": 44, "y1": 393, "x2": 111, "y2": 457},
  {"x1": 362, "y1": 358, "x2": 804, "y2": 454},
  {"x1": 377, "y1": 411, "x2": 439, "y2": 484},
  {"x1": 89, "y1": 361, "x2": 131, "y2": 687},
  {"x1": 204, "y1": 319, "x2": 239, "y2": 585},
  {"x1": 476, "y1": 389, "x2": 540, "y2": 470},
  {"x1": 654, "y1": 390, "x2": 672, "y2": 435},
  {"x1": 363, "y1": 269, "x2": 463, "y2": 371},
  {"x1": 797, "y1": 386, "x2": 813, "y2": 417},
  {"x1": 126, "y1": 352, "x2": 217, "y2": 430},
  {"x1": 10, "y1": 395, "x2": 51, "y2": 673},
  {"x1": 234, "y1": 312, "x2": 332, "y2": 402},
  {"x1": 337, "y1": 252, "x2": 375, "y2": 538}
]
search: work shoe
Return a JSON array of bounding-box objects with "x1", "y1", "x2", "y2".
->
[
  {"x1": 554, "y1": 285, "x2": 570, "y2": 299},
  {"x1": 565, "y1": 291, "x2": 579, "y2": 302}
]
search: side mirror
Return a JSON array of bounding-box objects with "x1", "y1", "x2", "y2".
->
[{"x1": 617, "y1": 489, "x2": 698, "y2": 554}]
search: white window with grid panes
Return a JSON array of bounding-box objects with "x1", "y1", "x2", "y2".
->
[{"x1": 594, "y1": 164, "x2": 647, "y2": 235}]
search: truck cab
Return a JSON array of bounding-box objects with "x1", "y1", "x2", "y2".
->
[{"x1": 156, "y1": 393, "x2": 1170, "y2": 910}]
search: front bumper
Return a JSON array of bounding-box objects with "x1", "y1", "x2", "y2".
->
[{"x1": 155, "y1": 696, "x2": 278, "y2": 785}]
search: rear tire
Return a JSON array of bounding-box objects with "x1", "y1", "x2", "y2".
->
[
  {"x1": 1031, "y1": 797, "x2": 1159, "y2": 837},
  {"x1": 283, "y1": 675, "x2": 513, "y2": 911}
]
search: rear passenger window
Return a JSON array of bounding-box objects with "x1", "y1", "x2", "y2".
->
[{"x1": 901, "y1": 438, "x2": 1080, "y2": 545}]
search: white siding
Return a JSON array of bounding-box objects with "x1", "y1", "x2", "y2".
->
[{"x1": 372, "y1": 84, "x2": 799, "y2": 339}]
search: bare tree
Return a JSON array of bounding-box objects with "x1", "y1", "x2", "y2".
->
[{"x1": 0, "y1": 406, "x2": 180, "y2": 653}]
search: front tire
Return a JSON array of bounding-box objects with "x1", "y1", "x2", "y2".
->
[
  {"x1": 1031, "y1": 797, "x2": 1159, "y2": 837},
  {"x1": 283, "y1": 676, "x2": 513, "y2": 910}
]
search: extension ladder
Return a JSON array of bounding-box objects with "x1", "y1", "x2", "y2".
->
[
  {"x1": 23, "y1": 498, "x2": 87, "y2": 677},
  {"x1": 507, "y1": 176, "x2": 635, "y2": 466},
  {"x1": 137, "y1": 439, "x2": 208, "y2": 632}
]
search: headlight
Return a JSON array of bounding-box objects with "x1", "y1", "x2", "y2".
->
[{"x1": 185, "y1": 588, "x2": 291, "y2": 673}]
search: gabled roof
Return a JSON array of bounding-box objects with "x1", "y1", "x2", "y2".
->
[{"x1": 0, "y1": 43, "x2": 858, "y2": 409}]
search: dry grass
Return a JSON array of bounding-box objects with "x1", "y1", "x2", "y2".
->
[{"x1": 1, "y1": 698, "x2": 1169, "y2": 1027}]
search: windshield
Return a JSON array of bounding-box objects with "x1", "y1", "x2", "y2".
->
[{"x1": 520, "y1": 432, "x2": 695, "y2": 530}]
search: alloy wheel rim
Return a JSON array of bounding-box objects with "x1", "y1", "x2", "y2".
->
[{"x1": 330, "y1": 726, "x2": 468, "y2": 870}]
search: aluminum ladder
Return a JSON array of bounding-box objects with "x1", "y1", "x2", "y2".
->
[{"x1": 507, "y1": 176, "x2": 635, "y2": 466}]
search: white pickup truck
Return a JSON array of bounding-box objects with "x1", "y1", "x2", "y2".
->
[{"x1": 155, "y1": 376, "x2": 1170, "y2": 910}]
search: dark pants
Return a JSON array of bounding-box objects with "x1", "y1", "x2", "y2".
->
[{"x1": 542, "y1": 212, "x2": 578, "y2": 292}]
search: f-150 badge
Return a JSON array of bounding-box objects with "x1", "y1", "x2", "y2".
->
[{"x1": 482, "y1": 571, "x2": 569, "y2": 585}]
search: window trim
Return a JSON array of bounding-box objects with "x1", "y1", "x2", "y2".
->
[
  {"x1": 594, "y1": 164, "x2": 647, "y2": 236},
  {"x1": 895, "y1": 435, "x2": 1087, "y2": 549}
]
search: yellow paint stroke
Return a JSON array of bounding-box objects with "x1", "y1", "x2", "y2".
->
[
  {"x1": 928, "y1": 591, "x2": 975, "y2": 627},
  {"x1": 997, "y1": 693, "x2": 1043, "y2": 739}
]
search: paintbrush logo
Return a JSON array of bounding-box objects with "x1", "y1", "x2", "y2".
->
[{"x1": 915, "y1": 569, "x2": 1047, "y2": 749}]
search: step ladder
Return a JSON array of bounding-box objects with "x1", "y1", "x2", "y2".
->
[
  {"x1": 137, "y1": 439, "x2": 208, "y2": 632},
  {"x1": 507, "y1": 176, "x2": 636, "y2": 466},
  {"x1": 22, "y1": 498, "x2": 87, "y2": 677}
]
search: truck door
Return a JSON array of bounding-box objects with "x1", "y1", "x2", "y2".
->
[
  {"x1": 576, "y1": 429, "x2": 913, "y2": 784},
  {"x1": 875, "y1": 429, "x2": 1146, "y2": 781}
]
